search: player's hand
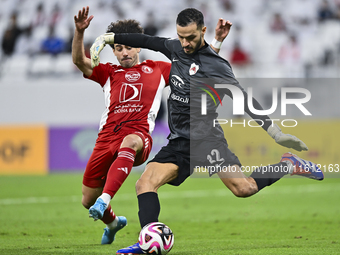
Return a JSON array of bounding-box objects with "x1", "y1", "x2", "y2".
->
[
  {"x1": 267, "y1": 124, "x2": 308, "y2": 152},
  {"x1": 74, "y1": 6, "x2": 94, "y2": 33},
  {"x1": 90, "y1": 32, "x2": 115, "y2": 67},
  {"x1": 214, "y1": 18, "x2": 232, "y2": 42}
]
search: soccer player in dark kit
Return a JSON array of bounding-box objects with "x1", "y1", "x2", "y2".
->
[
  {"x1": 90, "y1": 8, "x2": 324, "y2": 254},
  {"x1": 73, "y1": 6, "x2": 230, "y2": 246}
]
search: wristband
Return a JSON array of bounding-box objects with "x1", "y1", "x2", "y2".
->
[{"x1": 211, "y1": 38, "x2": 223, "y2": 49}]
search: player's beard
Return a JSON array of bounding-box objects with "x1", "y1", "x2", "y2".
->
[{"x1": 183, "y1": 33, "x2": 203, "y2": 54}]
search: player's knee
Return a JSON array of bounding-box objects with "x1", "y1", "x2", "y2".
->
[
  {"x1": 121, "y1": 135, "x2": 142, "y2": 152},
  {"x1": 81, "y1": 196, "x2": 95, "y2": 209},
  {"x1": 82, "y1": 199, "x2": 91, "y2": 209},
  {"x1": 135, "y1": 170, "x2": 162, "y2": 194},
  {"x1": 136, "y1": 175, "x2": 155, "y2": 194}
]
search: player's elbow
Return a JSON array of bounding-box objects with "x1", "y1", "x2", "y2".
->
[{"x1": 72, "y1": 56, "x2": 84, "y2": 67}]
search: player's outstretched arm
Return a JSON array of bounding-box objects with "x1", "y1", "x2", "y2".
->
[
  {"x1": 90, "y1": 32, "x2": 115, "y2": 68},
  {"x1": 236, "y1": 89, "x2": 308, "y2": 152},
  {"x1": 210, "y1": 18, "x2": 232, "y2": 54},
  {"x1": 72, "y1": 6, "x2": 94, "y2": 77},
  {"x1": 267, "y1": 124, "x2": 308, "y2": 151},
  {"x1": 91, "y1": 33, "x2": 170, "y2": 67}
]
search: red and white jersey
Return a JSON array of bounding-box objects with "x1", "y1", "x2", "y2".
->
[{"x1": 85, "y1": 60, "x2": 170, "y2": 139}]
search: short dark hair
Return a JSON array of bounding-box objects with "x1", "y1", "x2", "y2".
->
[
  {"x1": 176, "y1": 8, "x2": 204, "y2": 29},
  {"x1": 107, "y1": 19, "x2": 144, "y2": 48}
]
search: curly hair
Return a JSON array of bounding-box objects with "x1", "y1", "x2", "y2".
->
[{"x1": 107, "y1": 19, "x2": 143, "y2": 49}]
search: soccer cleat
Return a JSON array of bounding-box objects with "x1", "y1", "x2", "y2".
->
[
  {"x1": 116, "y1": 242, "x2": 145, "y2": 254},
  {"x1": 280, "y1": 152, "x2": 324, "y2": 180},
  {"x1": 89, "y1": 198, "x2": 107, "y2": 220},
  {"x1": 101, "y1": 216, "x2": 127, "y2": 244}
]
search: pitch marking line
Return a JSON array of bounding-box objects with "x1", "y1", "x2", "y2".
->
[{"x1": 0, "y1": 183, "x2": 337, "y2": 205}]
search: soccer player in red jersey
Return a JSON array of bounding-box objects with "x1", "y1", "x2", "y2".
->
[
  {"x1": 72, "y1": 6, "x2": 170, "y2": 244},
  {"x1": 72, "y1": 6, "x2": 230, "y2": 244}
]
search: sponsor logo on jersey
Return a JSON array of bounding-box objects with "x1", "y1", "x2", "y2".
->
[
  {"x1": 170, "y1": 93, "x2": 189, "y2": 104},
  {"x1": 119, "y1": 83, "x2": 143, "y2": 103},
  {"x1": 171, "y1": 75, "x2": 185, "y2": 88},
  {"x1": 142, "y1": 65, "x2": 153, "y2": 74},
  {"x1": 125, "y1": 71, "x2": 141, "y2": 82},
  {"x1": 189, "y1": 63, "x2": 199, "y2": 75}
]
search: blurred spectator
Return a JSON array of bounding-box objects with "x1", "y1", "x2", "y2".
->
[
  {"x1": 219, "y1": 0, "x2": 234, "y2": 12},
  {"x1": 320, "y1": 48, "x2": 335, "y2": 65},
  {"x1": 64, "y1": 26, "x2": 74, "y2": 53},
  {"x1": 1, "y1": 12, "x2": 24, "y2": 57},
  {"x1": 49, "y1": 3, "x2": 62, "y2": 28},
  {"x1": 230, "y1": 41, "x2": 250, "y2": 66},
  {"x1": 111, "y1": 0, "x2": 125, "y2": 19},
  {"x1": 16, "y1": 25, "x2": 38, "y2": 56},
  {"x1": 144, "y1": 12, "x2": 159, "y2": 36},
  {"x1": 31, "y1": 2, "x2": 46, "y2": 28},
  {"x1": 270, "y1": 13, "x2": 287, "y2": 33},
  {"x1": 278, "y1": 34, "x2": 301, "y2": 63},
  {"x1": 318, "y1": 0, "x2": 334, "y2": 22},
  {"x1": 41, "y1": 26, "x2": 65, "y2": 56},
  {"x1": 334, "y1": 3, "x2": 340, "y2": 20},
  {"x1": 278, "y1": 34, "x2": 303, "y2": 77}
]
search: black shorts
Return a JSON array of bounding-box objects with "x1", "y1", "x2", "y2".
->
[{"x1": 148, "y1": 137, "x2": 241, "y2": 186}]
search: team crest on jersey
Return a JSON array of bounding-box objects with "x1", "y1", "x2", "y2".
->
[
  {"x1": 189, "y1": 63, "x2": 199, "y2": 75},
  {"x1": 125, "y1": 71, "x2": 141, "y2": 82},
  {"x1": 119, "y1": 83, "x2": 143, "y2": 103},
  {"x1": 142, "y1": 65, "x2": 153, "y2": 74}
]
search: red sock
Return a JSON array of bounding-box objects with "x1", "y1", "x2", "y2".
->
[
  {"x1": 103, "y1": 147, "x2": 136, "y2": 198},
  {"x1": 101, "y1": 204, "x2": 116, "y2": 224}
]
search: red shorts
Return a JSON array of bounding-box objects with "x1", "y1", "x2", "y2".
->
[{"x1": 82, "y1": 130, "x2": 152, "y2": 188}]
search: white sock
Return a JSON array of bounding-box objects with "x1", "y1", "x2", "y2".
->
[
  {"x1": 107, "y1": 216, "x2": 119, "y2": 229},
  {"x1": 98, "y1": 193, "x2": 111, "y2": 206}
]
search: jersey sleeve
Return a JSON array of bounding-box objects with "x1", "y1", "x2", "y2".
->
[
  {"x1": 211, "y1": 60, "x2": 272, "y2": 131},
  {"x1": 114, "y1": 33, "x2": 173, "y2": 60},
  {"x1": 155, "y1": 61, "x2": 171, "y2": 85},
  {"x1": 84, "y1": 63, "x2": 110, "y2": 87}
]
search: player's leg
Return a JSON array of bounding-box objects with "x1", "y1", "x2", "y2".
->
[
  {"x1": 217, "y1": 165, "x2": 258, "y2": 197},
  {"x1": 116, "y1": 162, "x2": 178, "y2": 255},
  {"x1": 136, "y1": 162, "x2": 179, "y2": 228},
  {"x1": 250, "y1": 153, "x2": 323, "y2": 192},
  {"x1": 90, "y1": 133, "x2": 144, "y2": 220},
  {"x1": 117, "y1": 138, "x2": 190, "y2": 254},
  {"x1": 88, "y1": 134, "x2": 145, "y2": 244},
  {"x1": 220, "y1": 153, "x2": 323, "y2": 197},
  {"x1": 83, "y1": 143, "x2": 127, "y2": 244},
  {"x1": 82, "y1": 143, "x2": 112, "y2": 210},
  {"x1": 81, "y1": 185, "x2": 103, "y2": 209},
  {"x1": 218, "y1": 161, "x2": 290, "y2": 196}
]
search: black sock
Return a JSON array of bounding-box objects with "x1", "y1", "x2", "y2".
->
[
  {"x1": 138, "y1": 192, "x2": 160, "y2": 228},
  {"x1": 250, "y1": 162, "x2": 289, "y2": 191}
]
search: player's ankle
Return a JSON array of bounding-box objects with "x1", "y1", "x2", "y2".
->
[
  {"x1": 98, "y1": 193, "x2": 111, "y2": 205},
  {"x1": 106, "y1": 216, "x2": 119, "y2": 229}
]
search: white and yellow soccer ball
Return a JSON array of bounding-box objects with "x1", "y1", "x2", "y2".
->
[{"x1": 139, "y1": 222, "x2": 174, "y2": 254}]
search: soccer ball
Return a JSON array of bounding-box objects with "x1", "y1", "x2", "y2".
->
[{"x1": 139, "y1": 222, "x2": 174, "y2": 254}]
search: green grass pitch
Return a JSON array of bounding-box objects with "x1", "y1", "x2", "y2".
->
[{"x1": 0, "y1": 172, "x2": 339, "y2": 254}]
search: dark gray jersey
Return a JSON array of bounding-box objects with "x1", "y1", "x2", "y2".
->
[{"x1": 115, "y1": 34, "x2": 271, "y2": 140}]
